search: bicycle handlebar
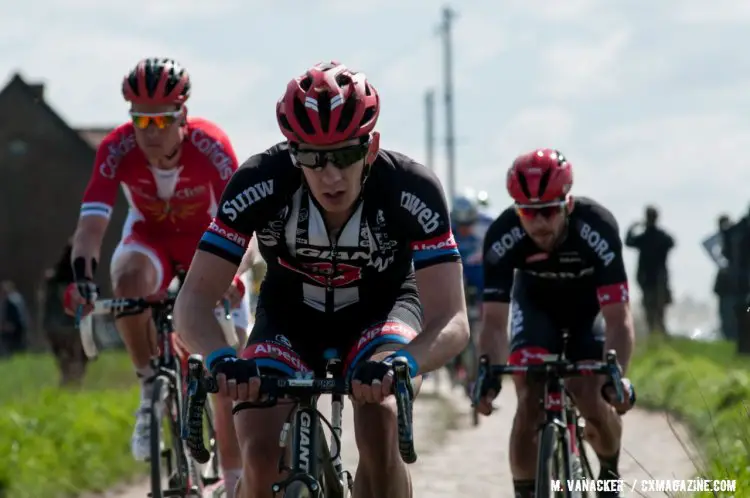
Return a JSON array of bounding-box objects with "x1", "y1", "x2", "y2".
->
[
  {"x1": 473, "y1": 349, "x2": 626, "y2": 406},
  {"x1": 182, "y1": 354, "x2": 418, "y2": 465},
  {"x1": 74, "y1": 297, "x2": 232, "y2": 326}
]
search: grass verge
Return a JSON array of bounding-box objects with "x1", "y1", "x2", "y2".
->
[
  {"x1": 0, "y1": 352, "x2": 141, "y2": 497},
  {"x1": 629, "y1": 337, "x2": 750, "y2": 496},
  {"x1": 1, "y1": 353, "x2": 462, "y2": 497}
]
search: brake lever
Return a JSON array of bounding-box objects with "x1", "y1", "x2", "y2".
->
[
  {"x1": 221, "y1": 299, "x2": 232, "y2": 321},
  {"x1": 472, "y1": 355, "x2": 490, "y2": 407}
]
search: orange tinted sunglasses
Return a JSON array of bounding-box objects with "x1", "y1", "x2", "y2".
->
[
  {"x1": 130, "y1": 111, "x2": 182, "y2": 130},
  {"x1": 515, "y1": 200, "x2": 567, "y2": 219}
]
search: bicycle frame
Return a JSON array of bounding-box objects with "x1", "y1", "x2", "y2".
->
[
  {"x1": 474, "y1": 339, "x2": 624, "y2": 492},
  {"x1": 540, "y1": 341, "x2": 582, "y2": 467},
  {"x1": 272, "y1": 360, "x2": 349, "y2": 495},
  {"x1": 273, "y1": 388, "x2": 329, "y2": 494},
  {"x1": 538, "y1": 350, "x2": 589, "y2": 483}
]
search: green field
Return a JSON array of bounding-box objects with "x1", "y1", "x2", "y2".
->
[
  {"x1": 629, "y1": 337, "x2": 750, "y2": 497},
  {"x1": 0, "y1": 352, "x2": 142, "y2": 497}
]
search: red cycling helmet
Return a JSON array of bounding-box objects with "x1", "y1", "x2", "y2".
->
[
  {"x1": 276, "y1": 61, "x2": 380, "y2": 146},
  {"x1": 122, "y1": 58, "x2": 191, "y2": 105},
  {"x1": 507, "y1": 148, "x2": 573, "y2": 204}
]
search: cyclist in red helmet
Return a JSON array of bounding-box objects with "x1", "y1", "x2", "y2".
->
[
  {"x1": 476, "y1": 148, "x2": 636, "y2": 498},
  {"x1": 66, "y1": 57, "x2": 252, "y2": 495},
  {"x1": 174, "y1": 61, "x2": 469, "y2": 498}
]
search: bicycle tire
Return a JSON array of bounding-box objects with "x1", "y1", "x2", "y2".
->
[
  {"x1": 283, "y1": 481, "x2": 316, "y2": 498},
  {"x1": 149, "y1": 375, "x2": 170, "y2": 498},
  {"x1": 201, "y1": 397, "x2": 221, "y2": 485},
  {"x1": 536, "y1": 423, "x2": 572, "y2": 498}
]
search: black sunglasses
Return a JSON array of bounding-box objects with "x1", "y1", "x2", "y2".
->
[{"x1": 289, "y1": 140, "x2": 370, "y2": 170}]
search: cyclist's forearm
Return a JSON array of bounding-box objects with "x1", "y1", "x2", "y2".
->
[
  {"x1": 604, "y1": 320, "x2": 635, "y2": 374},
  {"x1": 478, "y1": 321, "x2": 509, "y2": 364},
  {"x1": 71, "y1": 217, "x2": 108, "y2": 276},
  {"x1": 175, "y1": 294, "x2": 232, "y2": 357},
  {"x1": 405, "y1": 311, "x2": 470, "y2": 375},
  {"x1": 235, "y1": 245, "x2": 256, "y2": 277}
]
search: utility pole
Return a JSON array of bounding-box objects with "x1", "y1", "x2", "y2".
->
[
  {"x1": 425, "y1": 89, "x2": 435, "y2": 171},
  {"x1": 439, "y1": 5, "x2": 458, "y2": 204}
]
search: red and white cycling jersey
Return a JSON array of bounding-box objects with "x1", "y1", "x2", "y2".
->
[
  {"x1": 79, "y1": 117, "x2": 240, "y2": 290},
  {"x1": 80, "y1": 117, "x2": 238, "y2": 235}
]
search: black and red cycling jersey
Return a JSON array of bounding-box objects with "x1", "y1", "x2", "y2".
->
[{"x1": 483, "y1": 196, "x2": 629, "y2": 319}]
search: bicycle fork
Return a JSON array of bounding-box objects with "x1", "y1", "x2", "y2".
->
[
  {"x1": 544, "y1": 379, "x2": 585, "y2": 485},
  {"x1": 273, "y1": 404, "x2": 321, "y2": 496}
]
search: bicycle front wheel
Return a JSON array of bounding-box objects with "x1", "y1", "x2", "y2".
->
[
  {"x1": 536, "y1": 423, "x2": 571, "y2": 498},
  {"x1": 149, "y1": 375, "x2": 171, "y2": 498}
]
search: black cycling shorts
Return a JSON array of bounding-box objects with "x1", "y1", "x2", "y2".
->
[
  {"x1": 508, "y1": 276, "x2": 604, "y2": 365},
  {"x1": 241, "y1": 294, "x2": 423, "y2": 379}
]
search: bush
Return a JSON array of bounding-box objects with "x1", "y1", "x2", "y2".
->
[
  {"x1": 0, "y1": 352, "x2": 142, "y2": 497},
  {"x1": 629, "y1": 337, "x2": 750, "y2": 497}
]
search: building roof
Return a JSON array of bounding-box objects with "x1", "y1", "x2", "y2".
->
[{"x1": 0, "y1": 72, "x2": 116, "y2": 151}]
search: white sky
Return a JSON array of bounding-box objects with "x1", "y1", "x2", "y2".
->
[{"x1": 3, "y1": 0, "x2": 749, "y2": 302}]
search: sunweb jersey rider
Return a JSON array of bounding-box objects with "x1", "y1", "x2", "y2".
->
[
  {"x1": 65, "y1": 57, "x2": 251, "y2": 494},
  {"x1": 174, "y1": 60, "x2": 470, "y2": 498},
  {"x1": 475, "y1": 149, "x2": 636, "y2": 498}
]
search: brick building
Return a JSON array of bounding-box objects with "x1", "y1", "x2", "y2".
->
[{"x1": 0, "y1": 72, "x2": 125, "y2": 345}]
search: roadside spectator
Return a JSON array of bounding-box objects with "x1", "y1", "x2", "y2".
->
[
  {"x1": 0, "y1": 280, "x2": 28, "y2": 356},
  {"x1": 713, "y1": 215, "x2": 738, "y2": 341},
  {"x1": 625, "y1": 205, "x2": 675, "y2": 336},
  {"x1": 724, "y1": 205, "x2": 750, "y2": 354},
  {"x1": 42, "y1": 238, "x2": 88, "y2": 386}
]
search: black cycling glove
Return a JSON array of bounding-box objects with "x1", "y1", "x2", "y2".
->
[
  {"x1": 352, "y1": 359, "x2": 393, "y2": 385},
  {"x1": 209, "y1": 355, "x2": 260, "y2": 384},
  {"x1": 601, "y1": 380, "x2": 637, "y2": 409},
  {"x1": 478, "y1": 371, "x2": 501, "y2": 398},
  {"x1": 474, "y1": 355, "x2": 502, "y2": 402},
  {"x1": 72, "y1": 256, "x2": 99, "y2": 303}
]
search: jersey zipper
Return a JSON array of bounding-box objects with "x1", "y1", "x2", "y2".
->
[{"x1": 324, "y1": 197, "x2": 364, "y2": 314}]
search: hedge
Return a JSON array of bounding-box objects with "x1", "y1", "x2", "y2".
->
[
  {"x1": 629, "y1": 337, "x2": 750, "y2": 497},
  {"x1": 0, "y1": 353, "x2": 142, "y2": 497}
]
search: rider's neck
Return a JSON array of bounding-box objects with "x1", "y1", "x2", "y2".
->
[
  {"x1": 149, "y1": 142, "x2": 183, "y2": 170},
  {"x1": 324, "y1": 209, "x2": 355, "y2": 239}
]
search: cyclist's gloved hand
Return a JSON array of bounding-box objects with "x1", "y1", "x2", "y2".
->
[
  {"x1": 602, "y1": 377, "x2": 636, "y2": 415},
  {"x1": 67, "y1": 256, "x2": 99, "y2": 317},
  {"x1": 206, "y1": 347, "x2": 260, "y2": 402},
  {"x1": 63, "y1": 280, "x2": 98, "y2": 317},
  {"x1": 474, "y1": 355, "x2": 501, "y2": 416},
  {"x1": 351, "y1": 357, "x2": 397, "y2": 405}
]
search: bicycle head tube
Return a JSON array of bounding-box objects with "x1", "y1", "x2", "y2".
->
[{"x1": 272, "y1": 400, "x2": 322, "y2": 496}]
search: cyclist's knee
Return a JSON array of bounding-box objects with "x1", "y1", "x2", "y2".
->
[
  {"x1": 112, "y1": 253, "x2": 159, "y2": 297},
  {"x1": 353, "y1": 399, "x2": 399, "y2": 465}
]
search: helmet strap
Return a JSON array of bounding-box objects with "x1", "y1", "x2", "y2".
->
[{"x1": 360, "y1": 131, "x2": 380, "y2": 186}]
